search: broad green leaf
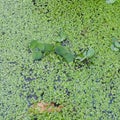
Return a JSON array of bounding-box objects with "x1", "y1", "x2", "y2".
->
[
  {"x1": 44, "y1": 44, "x2": 54, "y2": 52},
  {"x1": 63, "y1": 53, "x2": 74, "y2": 63},
  {"x1": 29, "y1": 40, "x2": 39, "y2": 50},
  {"x1": 32, "y1": 51, "x2": 43, "y2": 60},
  {"x1": 55, "y1": 45, "x2": 69, "y2": 56},
  {"x1": 37, "y1": 43, "x2": 45, "y2": 51},
  {"x1": 83, "y1": 48, "x2": 95, "y2": 58},
  {"x1": 29, "y1": 40, "x2": 44, "y2": 52},
  {"x1": 111, "y1": 44, "x2": 119, "y2": 51},
  {"x1": 55, "y1": 45, "x2": 74, "y2": 62}
]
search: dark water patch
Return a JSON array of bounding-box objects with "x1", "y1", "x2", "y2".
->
[
  {"x1": 24, "y1": 76, "x2": 36, "y2": 82},
  {"x1": 61, "y1": 39, "x2": 70, "y2": 46},
  {"x1": 26, "y1": 93, "x2": 38, "y2": 107},
  {"x1": 65, "y1": 88, "x2": 70, "y2": 96},
  {"x1": 109, "y1": 97, "x2": 115, "y2": 104},
  {"x1": 54, "y1": 76, "x2": 61, "y2": 82},
  {"x1": 32, "y1": 0, "x2": 36, "y2": 6},
  {"x1": 118, "y1": 69, "x2": 120, "y2": 73},
  {"x1": 108, "y1": 92, "x2": 116, "y2": 104},
  {"x1": 8, "y1": 61, "x2": 17, "y2": 65},
  {"x1": 51, "y1": 102, "x2": 61, "y2": 107},
  {"x1": 40, "y1": 92, "x2": 44, "y2": 100},
  {"x1": 2, "y1": 32, "x2": 5, "y2": 35}
]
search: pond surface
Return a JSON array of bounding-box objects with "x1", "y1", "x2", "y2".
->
[{"x1": 0, "y1": 0, "x2": 120, "y2": 119}]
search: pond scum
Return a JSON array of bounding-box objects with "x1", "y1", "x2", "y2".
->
[{"x1": 0, "y1": 0, "x2": 120, "y2": 120}]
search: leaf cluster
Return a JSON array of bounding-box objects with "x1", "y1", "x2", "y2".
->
[
  {"x1": 29, "y1": 40, "x2": 54, "y2": 61},
  {"x1": 29, "y1": 40, "x2": 74, "y2": 63},
  {"x1": 29, "y1": 40, "x2": 95, "y2": 63}
]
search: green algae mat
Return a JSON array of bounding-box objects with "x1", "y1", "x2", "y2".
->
[{"x1": 0, "y1": 0, "x2": 120, "y2": 120}]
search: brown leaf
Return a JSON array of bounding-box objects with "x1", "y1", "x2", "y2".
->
[{"x1": 29, "y1": 101, "x2": 63, "y2": 113}]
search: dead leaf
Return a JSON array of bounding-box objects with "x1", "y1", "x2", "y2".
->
[{"x1": 29, "y1": 101, "x2": 63, "y2": 113}]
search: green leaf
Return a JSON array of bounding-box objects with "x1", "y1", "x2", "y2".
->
[
  {"x1": 83, "y1": 48, "x2": 95, "y2": 58},
  {"x1": 55, "y1": 45, "x2": 74, "y2": 63},
  {"x1": 29, "y1": 40, "x2": 44, "y2": 52},
  {"x1": 29, "y1": 40, "x2": 39, "y2": 50},
  {"x1": 32, "y1": 51, "x2": 43, "y2": 60},
  {"x1": 55, "y1": 45, "x2": 69, "y2": 56},
  {"x1": 63, "y1": 53, "x2": 74, "y2": 63},
  {"x1": 37, "y1": 43, "x2": 45, "y2": 51},
  {"x1": 111, "y1": 44, "x2": 119, "y2": 51},
  {"x1": 44, "y1": 44, "x2": 54, "y2": 52}
]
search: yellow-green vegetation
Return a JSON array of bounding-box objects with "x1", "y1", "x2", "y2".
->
[{"x1": 0, "y1": 0, "x2": 120, "y2": 120}]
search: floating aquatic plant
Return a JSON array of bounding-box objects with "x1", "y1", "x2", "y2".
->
[
  {"x1": 29, "y1": 40, "x2": 95, "y2": 64},
  {"x1": 111, "y1": 37, "x2": 120, "y2": 52}
]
